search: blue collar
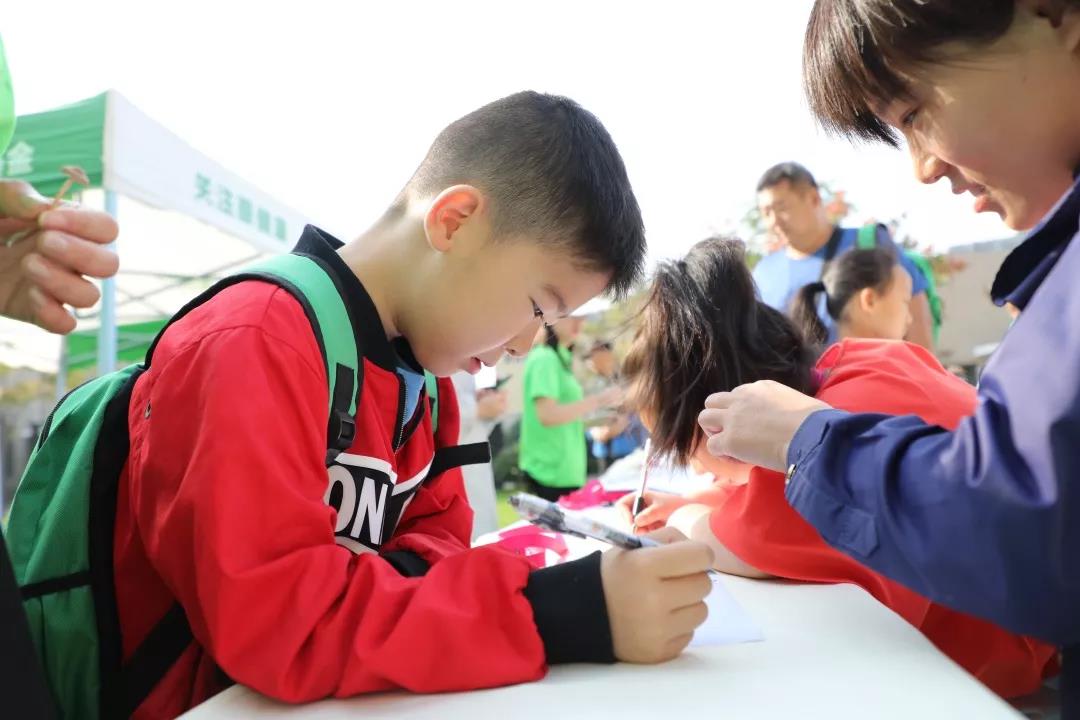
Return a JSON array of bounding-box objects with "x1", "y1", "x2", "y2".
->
[{"x1": 991, "y1": 171, "x2": 1080, "y2": 310}]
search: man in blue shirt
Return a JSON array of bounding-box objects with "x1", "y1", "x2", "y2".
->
[
  {"x1": 752, "y1": 162, "x2": 934, "y2": 349},
  {"x1": 701, "y1": 1, "x2": 1080, "y2": 715}
]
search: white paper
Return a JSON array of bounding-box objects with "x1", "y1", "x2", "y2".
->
[{"x1": 690, "y1": 574, "x2": 765, "y2": 647}]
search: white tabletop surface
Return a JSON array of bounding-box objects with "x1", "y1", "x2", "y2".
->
[{"x1": 181, "y1": 575, "x2": 1021, "y2": 720}]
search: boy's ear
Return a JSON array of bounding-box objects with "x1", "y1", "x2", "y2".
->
[{"x1": 423, "y1": 185, "x2": 484, "y2": 253}]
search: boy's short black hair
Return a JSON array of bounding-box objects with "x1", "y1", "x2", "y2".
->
[
  {"x1": 803, "y1": 0, "x2": 1080, "y2": 146},
  {"x1": 403, "y1": 91, "x2": 646, "y2": 299},
  {"x1": 756, "y1": 162, "x2": 819, "y2": 193}
]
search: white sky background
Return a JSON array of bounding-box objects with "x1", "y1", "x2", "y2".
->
[{"x1": 0, "y1": 0, "x2": 1015, "y2": 370}]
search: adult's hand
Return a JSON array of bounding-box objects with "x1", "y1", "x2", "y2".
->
[
  {"x1": 698, "y1": 380, "x2": 830, "y2": 472},
  {"x1": 0, "y1": 180, "x2": 119, "y2": 334}
]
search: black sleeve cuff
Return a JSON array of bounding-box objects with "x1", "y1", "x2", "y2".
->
[
  {"x1": 382, "y1": 550, "x2": 430, "y2": 577},
  {"x1": 523, "y1": 551, "x2": 615, "y2": 664}
]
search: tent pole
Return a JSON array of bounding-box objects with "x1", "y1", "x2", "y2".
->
[
  {"x1": 55, "y1": 335, "x2": 67, "y2": 400},
  {"x1": 97, "y1": 190, "x2": 118, "y2": 376}
]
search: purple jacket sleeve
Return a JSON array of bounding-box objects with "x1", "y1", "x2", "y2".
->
[{"x1": 784, "y1": 227, "x2": 1080, "y2": 646}]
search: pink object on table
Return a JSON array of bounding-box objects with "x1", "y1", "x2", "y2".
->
[
  {"x1": 489, "y1": 525, "x2": 570, "y2": 568},
  {"x1": 557, "y1": 478, "x2": 630, "y2": 510}
]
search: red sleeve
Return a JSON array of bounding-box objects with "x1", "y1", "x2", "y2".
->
[
  {"x1": 128, "y1": 292, "x2": 546, "y2": 702},
  {"x1": 705, "y1": 342, "x2": 975, "y2": 627},
  {"x1": 382, "y1": 377, "x2": 474, "y2": 563},
  {"x1": 707, "y1": 468, "x2": 932, "y2": 627}
]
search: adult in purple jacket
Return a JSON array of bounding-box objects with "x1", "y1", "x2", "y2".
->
[{"x1": 700, "y1": 1, "x2": 1080, "y2": 714}]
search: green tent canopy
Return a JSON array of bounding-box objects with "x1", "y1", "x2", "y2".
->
[
  {"x1": 0, "y1": 34, "x2": 17, "y2": 154},
  {"x1": 0, "y1": 90, "x2": 314, "y2": 378},
  {"x1": 0, "y1": 94, "x2": 105, "y2": 198},
  {"x1": 65, "y1": 318, "x2": 167, "y2": 372},
  {"x1": 0, "y1": 91, "x2": 308, "y2": 252}
]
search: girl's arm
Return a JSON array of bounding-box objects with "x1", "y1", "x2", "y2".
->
[{"x1": 667, "y1": 504, "x2": 774, "y2": 579}]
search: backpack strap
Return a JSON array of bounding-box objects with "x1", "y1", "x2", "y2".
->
[
  {"x1": 821, "y1": 224, "x2": 878, "y2": 282},
  {"x1": 819, "y1": 226, "x2": 846, "y2": 276},
  {"x1": 145, "y1": 252, "x2": 362, "y2": 465},
  {"x1": 241, "y1": 253, "x2": 362, "y2": 464},
  {"x1": 115, "y1": 603, "x2": 193, "y2": 718},
  {"x1": 424, "y1": 372, "x2": 439, "y2": 434},
  {"x1": 856, "y1": 223, "x2": 879, "y2": 250},
  {"x1": 421, "y1": 371, "x2": 490, "y2": 477},
  {"x1": 427, "y1": 442, "x2": 492, "y2": 480}
]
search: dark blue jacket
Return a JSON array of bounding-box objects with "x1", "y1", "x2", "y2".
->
[{"x1": 785, "y1": 174, "x2": 1080, "y2": 714}]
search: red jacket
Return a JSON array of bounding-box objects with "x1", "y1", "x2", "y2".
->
[
  {"x1": 704, "y1": 340, "x2": 1057, "y2": 698},
  {"x1": 112, "y1": 227, "x2": 611, "y2": 718}
]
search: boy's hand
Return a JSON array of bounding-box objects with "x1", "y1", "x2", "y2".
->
[
  {"x1": 615, "y1": 490, "x2": 691, "y2": 534},
  {"x1": 0, "y1": 180, "x2": 119, "y2": 334},
  {"x1": 600, "y1": 527, "x2": 714, "y2": 664}
]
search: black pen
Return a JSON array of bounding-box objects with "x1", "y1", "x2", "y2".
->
[
  {"x1": 510, "y1": 492, "x2": 720, "y2": 576},
  {"x1": 510, "y1": 493, "x2": 659, "y2": 549},
  {"x1": 631, "y1": 439, "x2": 652, "y2": 521}
]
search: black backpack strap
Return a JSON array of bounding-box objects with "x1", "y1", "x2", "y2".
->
[
  {"x1": 326, "y1": 363, "x2": 359, "y2": 465},
  {"x1": 88, "y1": 370, "x2": 146, "y2": 720},
  {"x1": 425, "y1": 442, "x2": 492, "y2": 481},
  {"x1": 116, "y1": 603, "x2": 193, "y2": 718},
  {"x1": 86, "y1": 369, "x2": 196, "y2": 719},
  {"x1": 819, "y1": 225, "x2": 846, "y2": 275}
]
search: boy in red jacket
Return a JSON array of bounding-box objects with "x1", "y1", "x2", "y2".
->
[{"x1": 114, "y1": 91, "x2": 714, "y2": 718}]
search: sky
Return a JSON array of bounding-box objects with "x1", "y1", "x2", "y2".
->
[
  {"x1": 0, "y1": 0, "x2": 1018, "y2": 370},
  {"x1": 5, "y1": 0, "x2": 1018, "y2": 251}
]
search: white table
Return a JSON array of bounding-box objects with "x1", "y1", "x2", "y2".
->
[{"x1": 181, "y1": 576, "x2": 1021, "y2": 720}]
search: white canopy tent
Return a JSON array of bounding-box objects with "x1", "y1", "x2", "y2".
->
[{"x1": 0, "y1": 90, "x2": 317, "y2": 380}]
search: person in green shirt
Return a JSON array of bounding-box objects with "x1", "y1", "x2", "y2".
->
[
  {"x1": 0, "y1": 34, "x2": 120, "y2": 334},
  {"x1": 519, "y1": 318, "x2": 623, "y2": 501},
  {"x1": 0, "y1": 36, "x2": 15, "y2": 154}
]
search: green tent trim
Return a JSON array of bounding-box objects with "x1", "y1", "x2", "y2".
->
[
  {"x1": 66, "y1": 318, "x2": 166, "y2": 372},
  {"x1": 0, "y1": 93, "x2": 105, "y2": 198}
]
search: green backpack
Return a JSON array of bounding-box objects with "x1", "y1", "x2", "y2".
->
[
  {"x1": 4, "y1": 252, "x2": 447, "y2": 719},
  {"x1": 855, "y1": 224, "x2": 943, "y2": 343}
]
